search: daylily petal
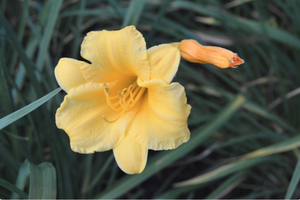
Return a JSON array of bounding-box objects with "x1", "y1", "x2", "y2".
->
[
  {"x1": 129, "y1": 79, "x2": 191, "y2": 150},
  {"x1": 56, "y1": 82, "x2": 136, "y2": 153},
  {"x1": 54, "y1": 58, "x2": 88, "y2": 93},
  {"x1": 113, "y1": 134, "x2": 148, "y2": 174},
  {"x1": 147, "y1": 44, "x2": 181, "y2": 83},
  {"x1": 80, "y1": 26, "x2": 150, "y2": 83}
]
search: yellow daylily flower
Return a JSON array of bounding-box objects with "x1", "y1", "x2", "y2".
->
[
  {"x1": 55, "y1": 26, "x2": 191, "y2": 174},
  {"x1": 55, "y1": 26, "x2": 244, "y2": 174}
]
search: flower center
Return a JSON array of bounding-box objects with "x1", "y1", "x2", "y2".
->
[{"x1": 102, "y1": 81, "x2": 146, "y2": 123}]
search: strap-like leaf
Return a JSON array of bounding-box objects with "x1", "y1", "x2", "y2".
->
[
  {"x1": 12, "y1": 160, "x2": 57, "y2": 199},
  {"x1": 0, "y1": 88, "x2": 62, "y2": 130}
]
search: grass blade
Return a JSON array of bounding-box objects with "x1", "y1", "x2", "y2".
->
[
  {"x1": 242, "y1": 135, "x2": 300, "y2": 160},
  {"x1": 9, "y1": 0, "x2": 29, "y2": 70},
  {"x1": 36, "y1": 0, "x2": 63, "y2": 71},
  {"x1": 205, "y1": 171, "x2": 247, "y2": 199},
  {"x1": 285, "y1": 158, "x2": 300, "y2": 199},
  {"x1": 72, "y1": 0, "x2": 86, "y2": 58},
  {"x1": 84, "y1": 154, "x2": 114, "y2": 193},
  {"x1": 0, "y1": 11, "x2": 42, "y2": 96},
  {"x1": 0, "y1": 143, "x2": 21, "y2": 172},
  {"x1": 173, "y1": 156, "x2": 272, "y2": 187},
  {"x1": 0, "y1": 88, "x2": 61, "y2": 130},
  {"x1": 11, "y1": 160, "x2": 30, "y2": 199},
  {"x1": 172, "y1": 1, "x2": 300, "y2": 49},
  {"x1": 174, "y1": 134, "x2": 300, "y2": 187},
  {"x1": 0, "y1": 178, "x2": 28, "y2": 199},
  {"x1": 122, "y1": 0, "x2": 145, "y2": 27}
]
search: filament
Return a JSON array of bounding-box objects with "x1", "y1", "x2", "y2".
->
[{"x1": 102, "y1": 81, "x2": 145, "y2": 123}]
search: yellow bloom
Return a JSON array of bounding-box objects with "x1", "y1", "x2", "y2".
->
[
  {"x1": 55, "y1": 26, "x2": 244, "y2": 174},
  {"x1": 55, "y1": 26, "x2": 191, "y2": 174},
  {"x1": 178, "y1": 39, "x2": 244, "y2": 68}
]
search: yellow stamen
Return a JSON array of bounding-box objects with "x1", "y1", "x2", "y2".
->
[
  {"x1": 102, "y1": 109, "x2": 126, "y2": 123},
  {"x1": 103, "y1": 84, "x2": 122, "y2": 111},
  {"x1": 118, "y1": 91, "x2": 123, "y2": 108},
  {"x1": 102, "y1": 81, "x2": 146, "y2": 123},
  {"x1": 129, "y1": 85, "x2": 134, "y2": 102}
]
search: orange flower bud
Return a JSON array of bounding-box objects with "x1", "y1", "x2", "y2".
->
[{"x1": 178, "y1": 39, "x2": 244, "y2": 68}]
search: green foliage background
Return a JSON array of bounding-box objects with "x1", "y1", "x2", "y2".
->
[{"x1": 1, "y1": 0, "x2": 300, "y2": 198}]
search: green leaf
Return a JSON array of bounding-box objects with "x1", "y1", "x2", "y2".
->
[
  {"x1": 241, "y1": 20, "x2": 300, "y2": 50},
  {"x1": 9, "y1": 0, "x2": 29, "y2": 70},
  {"x1": 122, "y1": 0, "x2": 145, "y2": 27},
  {"x1": 173, "y1": 156, "x2": 271, "y2": 187},
  {"x1": 205, "y1": 171, "x2": 247, "y2": 199},
  {"x1": 0, "y1": 88, "x2": 62, "y2": 130},
  {"x1": 0, "y1": 178, "x2": 28, "y2": 199},
  {"x1": 96, "y1": 94, "x2": 246, "y2": 198},
  {"x1": 72, "y1": 0, "x2": 86, "y2": 58},
  {"x1": 285, "y1": 158, "x2": 300, "y2": 199},
  {"x1": 242, "y1": 101, "x2": 297, "y2": 133},
  {"x1": 0, "y1": 143, "x2": 21, "y2": 172},
  {"x1": 83, "y1": 154, "x2": 114, "y2": 193},
  {"x1": 172, "y1": 0, "x2": 300, "y2": 49},
  {"x1": 242, "y1": 135, "x2": 300, "y2": 160},
  {"x1": 29, "y1": 162, "x2": 57, "y2": 199},
  {"x1": 174, "y1": 134, "x2": 300, "y2": 187},
  {"x1": 12, "y1": 160, "x2": 57, "y2": 199},
  {"x1": 36, "y1": 0, "x2": 63, "y2": 71},
  {"x1": 0, "y1": 11, "x2": 42, "y2": 96}
]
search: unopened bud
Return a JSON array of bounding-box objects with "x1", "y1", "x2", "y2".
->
[{"x1": 178, "y1": 39, "x2": 244, "y2": 68}]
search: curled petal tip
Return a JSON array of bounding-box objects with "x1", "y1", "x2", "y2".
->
[{"x1": 229, "y1": 54, "x2": 244, "y2": 68}]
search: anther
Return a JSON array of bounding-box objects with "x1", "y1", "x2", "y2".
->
[
  {"x1": 122, "y1": 88, "x2": 127, "y2": 96},
  {"x1": 105, "y1": 88, "x2": 109, "y2": 95},
  {"x1": 103, "y1": 83, "x2": 110, "y2": 95},
  {"x1": 118, "y1": 91, "x2": 124, "y2": 107},
  {"x1": 127, "y1": 85, "x2": 134, "y2": 102}
]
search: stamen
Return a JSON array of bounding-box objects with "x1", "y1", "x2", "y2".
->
[
  {"x1": 129, "y1": 85, "x2": 134, "y2": 102},
  {"x1": 103, "y1": 83, "x2": 122, "y2": 111},
  {"x1": 103, "y1": 83, "x2": 110, "y2": 95},
  {"x1": 118, "y1": 91, "x2": 124, "y2": 108},
  {"x1": 105, "y1": 88, "x2": 109, "y2": 95},
  {"x1": 126, "y1": 87, "x2": 146, "y2": 110},
  {"x1": 102, "y1": 109, "x2": 126, "y2": 123},
  {"x1": 102, "y1": 81, "x2": 146, "y2": 123}
]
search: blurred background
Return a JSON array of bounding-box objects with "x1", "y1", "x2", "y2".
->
[{"x1": 1, "y1": 0, "x2": 300, "y2": 198}]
